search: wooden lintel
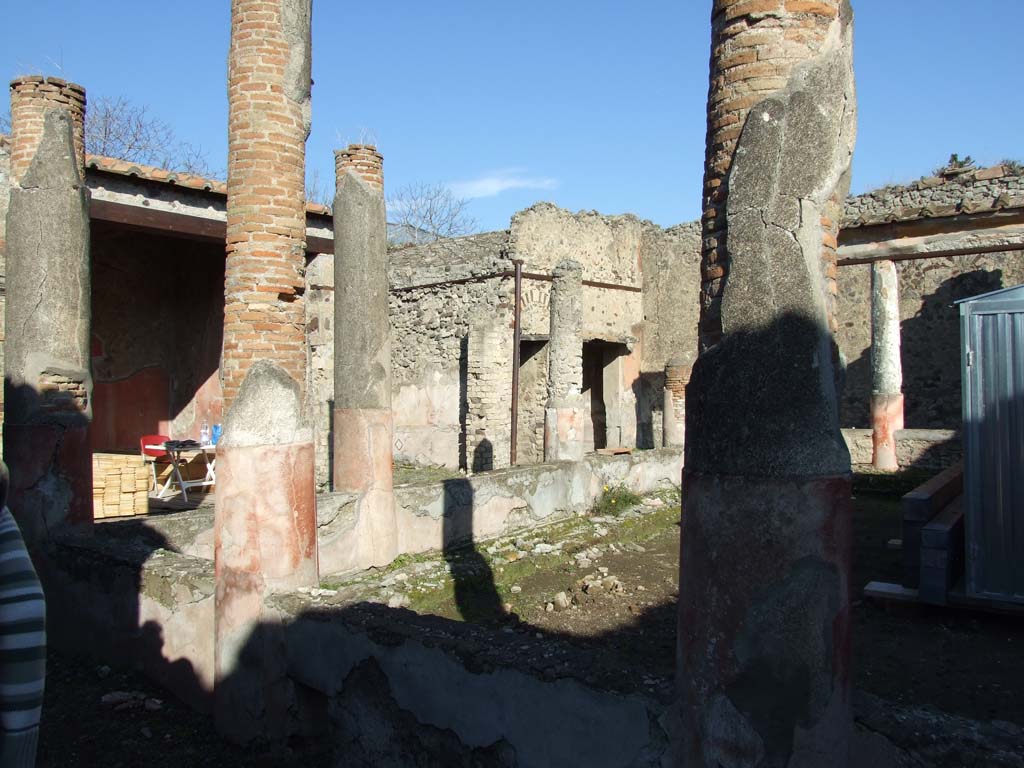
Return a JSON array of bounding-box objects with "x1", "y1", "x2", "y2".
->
[{"x1": 88, "y1": 198, "x2": 334, "y2": 254}]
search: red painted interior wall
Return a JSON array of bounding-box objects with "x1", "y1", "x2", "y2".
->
[{"x1": 90, "y1": 223, "x2": 224, "y2": 453}]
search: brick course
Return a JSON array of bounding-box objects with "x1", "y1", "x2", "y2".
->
[
  {"x1": 8, "y1": 76, "x2": 86, "y2": 185},
  {"x1": 223, "y1": 0, "x2": 311, "y2": 408}
]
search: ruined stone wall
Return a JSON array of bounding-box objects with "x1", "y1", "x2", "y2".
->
[
  {"x1": 837, "y1": 170, "x2": 1024, "y2": 428},
  {"x1": 309, "y1": 207, "x2": 699, "y2": 472},
  {"x1": 509, "y1": 204, "x2": 701, "y2": 450},
  {"x1": 390, "y1": 232, "x2": 513, "y2": 471},
  {"x1": 510, "y1": 203, "x2": 643, "y2": 341},
  {"x1": 837, "y1": 248, "x2": 1024, "y2": 428},
  {"x1": 637, "y1": 222, "x2": 702, "y2": 448},
  {"x1": 302, "y1": 232, "x2": 512, "y2": 480},
  {"x1": 843, "y1": 166, "x2": 1024, "y2": 223}
]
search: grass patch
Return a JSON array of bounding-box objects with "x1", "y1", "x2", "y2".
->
[
  {"x1": 393, "y1": 463, "x2": 462, "y2": 486},
  {"x1": 592, "y1": 484, "x2": 643, "y2": 516}
]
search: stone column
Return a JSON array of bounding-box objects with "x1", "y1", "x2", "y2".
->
[
  {"x1": 326, "y1": 144, "x2": 398, "y2": 572},
  {"x1": 215, "y1": 0, "x2": 317, "y2": 746},
  {"x1": 543, "y1": 259, "x2": 584, "y2": 462},
  {"x1": 679, "y1": 2, "x2": 856, "y2": 766},
  {"x1": 3, "y1": 77, "x2": 91, "y2": 543},
  {"x1": 870, "y1": 259, "x2": 903, "y2": 471},
  {"x1": 662, "y1": 360, "x2": 689, "y2": 449}
]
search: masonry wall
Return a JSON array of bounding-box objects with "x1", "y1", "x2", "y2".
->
[
  {"x1": 390, "y1": 233, "x2": 513, "y2": 471},
  {"x1": 378, "y1": 205, "x2": 702, "y2": 468},
  {"x1": 837, "y1": 169, "x2": 1024, "y2": 428},
  {"x1": 837, "y1": 249, "x2": 1024, "y2": 428},
  {"x1": 844, "y1": 168, "x2": 1024, "y2": 223}
]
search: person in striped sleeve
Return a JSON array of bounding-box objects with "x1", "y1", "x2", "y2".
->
[{"x1": 0, "y1": 462, "x2": 45, "y2": 766}]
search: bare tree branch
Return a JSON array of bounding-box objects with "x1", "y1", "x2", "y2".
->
[
  {"x1": 386, "y1": 182, "x2": 478, "y2": 247},
  {"x1": 85, "y1": 96, "x2": 219, "y2": 178},
  {"x1": 305, "y1": 166, "x2": 333, "y2": 208}
]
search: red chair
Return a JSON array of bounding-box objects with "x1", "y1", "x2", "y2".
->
[{"x1": 140, "y1": 435, "x2": 173, "y2": 495}]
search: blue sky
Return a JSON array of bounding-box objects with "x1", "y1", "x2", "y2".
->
[{"x1": 2, "y1": 1, "x2": 1021, "y2": 232}]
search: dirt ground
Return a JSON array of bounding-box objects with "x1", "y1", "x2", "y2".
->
[{"x1": 37, "y1": 476, "x2": 1024, "y2": 766}]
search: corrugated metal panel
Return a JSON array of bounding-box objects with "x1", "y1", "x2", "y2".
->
[{"x1": 961, "y1": 290, "x2": 1024, "y2": 604}]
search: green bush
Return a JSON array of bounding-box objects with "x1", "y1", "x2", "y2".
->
[{"x1": 592, "y1": 484, "x2": 642, "y2": 516}]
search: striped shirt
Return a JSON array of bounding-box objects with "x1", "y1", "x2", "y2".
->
[{"x1": 0, "y1": 506, "x2": 45, "y2": 767}]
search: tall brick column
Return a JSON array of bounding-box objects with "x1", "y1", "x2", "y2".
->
[
  {"x1": 3, "y1": 77, "x2": 91, "y2": 543},
  {"x1": 544, "y1": 259, "x2": 585, "y2": 462},
  {"x1": 221, "y1": 0, "x2": 312, "y2": 408},
  {"x1": 215, "y1": 0, "x2": 317, "y2": 747},
  {"x1": 870, "y1": 259, "x2": 903, "y2": 471},
  {"x1": 662, "y1": 360, "x2": 690, "y2": 449},
  {"x1": 679, "y1": 2, "x2": 856, "y2": 766},
  {"x1": 323, "y1": 144, "x2": 398, "y2": 573}
]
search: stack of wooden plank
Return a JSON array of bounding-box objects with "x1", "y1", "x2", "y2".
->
[
  {"x1": 92, "y1": 453, "x2": 150, "y2": 519},
  {"x1": 902, "y1": 461, "x2": 965, "y2": 605}
]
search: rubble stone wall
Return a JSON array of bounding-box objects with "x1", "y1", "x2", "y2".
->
[
  {"x1": 300, "y1": 207, "x2": 701, "y2": 476},
  {"x1": 843, "y1": 166, "x2": 1024, "y2": 223},
  {"x1": 837, "y1": 170, "x2": 1024, "y2": 428}
]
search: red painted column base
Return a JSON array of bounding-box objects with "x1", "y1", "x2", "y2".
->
[
  {"x1": 870, "y1": 392, "x2": 904, "y2": 472},
  {"x1": 678, "y1": 471, "x2": 852, "y2": 767},
  {"x1": 5, "y1": 423, "x2": 92, "y2": 543},
  {"x1": 214, "y1": 440, "x2": 317, "y2": 745}
]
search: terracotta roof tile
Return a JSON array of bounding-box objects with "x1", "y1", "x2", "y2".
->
[{"x1": 84, "y1": 154, "x2": 332, "y2": 216}]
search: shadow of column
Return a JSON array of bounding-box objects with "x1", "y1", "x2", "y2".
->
[{"x1": 442, "y1": 440, "x2": 507, "y2": 625}]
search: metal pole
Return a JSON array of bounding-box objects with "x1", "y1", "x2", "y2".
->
[{"x1": 510, "y1": 259, "x2": 523, "y2": 465}]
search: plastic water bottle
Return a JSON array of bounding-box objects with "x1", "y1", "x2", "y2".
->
[{"x1": 200, "y1": 419, "x2": 211, "y2": 445}]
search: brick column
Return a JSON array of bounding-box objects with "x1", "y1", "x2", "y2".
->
[
  {"x1": 215, "y1": 0, "x2": 316, "y2": 747},
  {"x1": 3, "y1": 77, "x2": 91, "y2": 543},
  {"x1": 870, "y1": 259, "x2": 903, "y2": 471},
  {"x1": 662, "y1": 360, "x2": 690, "y2": 449},
  {"x1": 323, "y1": 144, "x2": 398, "y2": 573},
  {"x1": 8, "y1": 77, "x2": 86, "y2": 185},
  {"x1": 679, "y1": 2, "x2": 856, "y2": 765},
  {"x1": 543, "y1": 259, "x2": 584, "y2": 462},
  {"x1": 466, "y1": 319, "x2": 513, "y2": 472},
  {"x1": 222, "y1": 0, "x2": 312, "y2": 408}
]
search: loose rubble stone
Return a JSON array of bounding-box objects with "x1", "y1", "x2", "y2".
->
[{"x1": 387, "y1": 594, "x2": 410, "y2": 609}]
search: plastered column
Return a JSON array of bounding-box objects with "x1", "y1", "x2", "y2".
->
[
  {"x1": 326, "y1": 145, "x2": 398, "y2": 573},
  {"x1": 662, "y1": 360, "x2": 689, "y2": 449},
  {"x1": 216, "y1": 0, "x2": 317, "y2": 746},
  {"x1": 214, "y1": 362, "x2": 317, "y2": 745},
  {"x1": 3, "y1": 79, "x2": 91, "y2": 543},
  {"x1": 870, "y1": 259, "x2": 903, "y2": 471},
  {"x1": 543, "y1": 259, "x2": 585, "y2": 462},
  {"x1": 678, "y1": 2, "x2": 856, "y2": 766}
]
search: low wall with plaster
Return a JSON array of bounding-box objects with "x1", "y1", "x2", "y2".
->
[
  {"x1": 842, "y1": 427, "x2": 961, "y2": 470},
  {"x1": 319, "y1": 448, "x2": 683, "y2": 575},
  {"x1": 35, "y1": 448, "x2": 682, "y2": 763}
]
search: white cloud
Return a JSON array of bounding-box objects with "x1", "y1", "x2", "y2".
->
[{"x1": 448, "y1": 168, "x2": 558, "y2": 199}]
